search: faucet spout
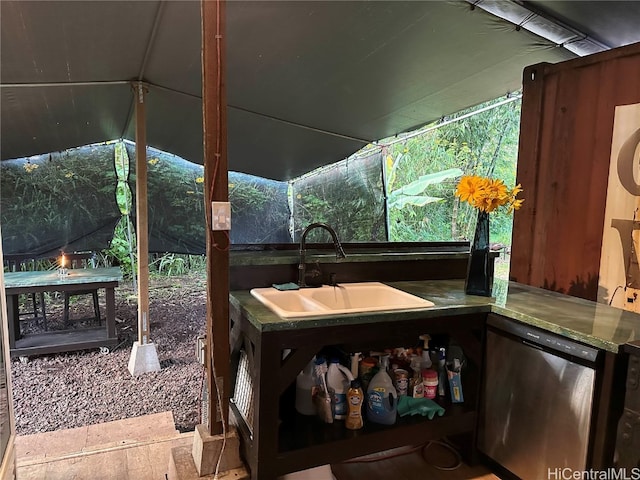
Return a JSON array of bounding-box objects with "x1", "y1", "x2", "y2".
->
[{"x1": 298, "y1": 222, "x2": 346, "y2": 287}]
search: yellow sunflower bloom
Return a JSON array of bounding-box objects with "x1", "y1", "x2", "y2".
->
[
  {"x1": 456, "y1": 175, "x2": 524, "y2": 214},
  {"x1": 455, "y1": 175, "x2": 483, "y2": 204}
]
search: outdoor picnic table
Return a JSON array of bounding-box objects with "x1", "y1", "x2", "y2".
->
[{"x1": 4, "y1": 267, "x2": 122, "y2": 358}]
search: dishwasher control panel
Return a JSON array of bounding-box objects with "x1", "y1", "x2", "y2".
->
[{"x1": 487, "y1": 313, "x2": 600, "y2": 363}]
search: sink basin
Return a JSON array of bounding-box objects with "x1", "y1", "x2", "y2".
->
[{"x1": 250, "y1": 282, "x2": 434, "y2": 318}]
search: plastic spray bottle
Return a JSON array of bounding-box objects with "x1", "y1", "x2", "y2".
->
[
  {"x1": 419, "y1": 334, "x2": 432, "y2": 370},
  {"x1": 365, "y1": 354, "x2": 397, "y2": 425}
]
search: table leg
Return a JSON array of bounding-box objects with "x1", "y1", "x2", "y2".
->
[
  {"x1": 6, "y1": 294, "x2": 19, "y2": 348},
  {"x1": 105, "y1": 287, "x2": 116, "y2": 339}
]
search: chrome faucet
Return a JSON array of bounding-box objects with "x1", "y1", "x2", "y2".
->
[{"x1": 298, "y1": 222, "x2": 346, "y2": 287}]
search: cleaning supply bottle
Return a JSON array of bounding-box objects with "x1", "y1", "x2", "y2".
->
[
  {"x1": 295, "y1": 357, "x2": 317, "y2": 415},
  {"x1": 345, "y1": 379, "x2": 364, "y2": 430},
  {"x1": 312, "y1": 356, "x2": 334, "y2": 423},
  {"x1": 437, "y1": 347, "x2": 447, "y2": 398},
  {"x1": 422, "y1": 369, "x2": 439, "y2": 399},
  {"x1": 365, "y1": 354, "x2": 397, "y2": 425},
  {"x1": 419, "y1": 334, "x2": 432, "y2": 370},
  {"x1": 409, "y1": 355, "x2": 424, "y2": 398},
  {"x1": 358, "y1": 356, "x2": 378, "y2": 392},
  {"x1": 349, "y1": 352, "x2": 361, "y2": 379},
  {"x1": 326, "y1": 358, "x2": 355, "y2": 420}
]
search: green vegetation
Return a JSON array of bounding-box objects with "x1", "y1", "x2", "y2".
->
[
  {"x1": 291, "y1": 152, "x2": 386, "y2": 242},
  {"x1": 100, "y1": 217, "x2": 136, "y2": 276},
  {"x1": 0, "y1": 145, "x2": 120, "y2": 256},
  {"x1": 2, "y1": 97, "x2": 521, "y2": 283},
  {"x1": 385, "y1": 96, "x2": 521, "y2": 245},
  {"x1": 290, "y1": 96, "x2": 522, "y2": 248}
]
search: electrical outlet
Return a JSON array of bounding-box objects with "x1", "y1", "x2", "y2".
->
[
  {"x1": 211, "y1": 201, "x2": 231, "y2": 231},
  {"x1": 196, "y1": 335, "x2": 206, "y2": 365}
]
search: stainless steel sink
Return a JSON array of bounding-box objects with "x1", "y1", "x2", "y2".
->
[{"x1": 250, "y1": 282, "x2": 434, "y2": 318}]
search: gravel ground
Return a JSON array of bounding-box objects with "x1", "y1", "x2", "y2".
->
[{"x1": 10, "y1": 273, "x2": 207, "y2": 435}]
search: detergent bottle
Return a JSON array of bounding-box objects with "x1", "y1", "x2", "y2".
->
[
  {"x1": 295, "y1": 357, "x2": 317, "y2": 416},
  {"x1": 365, "y1": 354, "x2": 397, "y2": 425},
  {"x1": 345, "y1": 379, "x2": 364, "y2": 430},
  {"x1": 326, "y1": 358, "x2": 355, "y2": 420}
]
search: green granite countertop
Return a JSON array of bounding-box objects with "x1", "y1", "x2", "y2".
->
[
  {"x1": 230, "y1": 279, "x2": 640, "y2": 353},
  {"x1": 230, "y1": 249, "x2": 468, "y2": 266}
]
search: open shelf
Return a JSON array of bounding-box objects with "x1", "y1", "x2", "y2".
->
[
  {"x1": 279, "y1": 401, "x2": 474, "y2": 454},
  {"x1": 11, "y1": 327, "x2": 118, "y2": 357}
]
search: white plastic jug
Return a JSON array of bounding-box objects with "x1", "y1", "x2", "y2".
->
[
  {"x1": 326, "y1": 358, "x2": 354, "y2": 420},
  {"x1": 295, "y1": 357, "x2": 317, "y2": 416}
]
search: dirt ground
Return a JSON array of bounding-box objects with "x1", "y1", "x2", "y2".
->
[{"x1": 10, "y1": 273, "x2": 207, "y2": 435}]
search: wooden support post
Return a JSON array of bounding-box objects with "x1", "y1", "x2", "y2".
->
[
  {"x1": 202, "y1": 0, "x2": 230, "y2": 435},
  {"x1": 135, "y1": 82, "x2": 151, "y2": 345},
  {"x1": 128, "y1": 81, "x2": 160, "y2": 376}
]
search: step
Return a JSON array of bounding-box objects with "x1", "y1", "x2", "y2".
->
[{"x1": 15, "y1": 411, "x2": 190, "y2": 480}]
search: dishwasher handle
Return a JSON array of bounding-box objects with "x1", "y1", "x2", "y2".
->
[{"x1": 522, "y1": 339, "x2": 544, "y2": 351}]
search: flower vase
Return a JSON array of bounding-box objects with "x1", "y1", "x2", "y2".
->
[{"x1": 465, "y1": 210, "x2": 494, "y2": 297}]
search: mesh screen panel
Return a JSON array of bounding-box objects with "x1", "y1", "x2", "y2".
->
[
  {"x1": 0, "y1": 144, "x2": 120, "y2": 257},
  {"x1": 127, "y1": 144, "x2": 290, "y2": 252},
  {"x1": 291, "y1": 152, "x2": 386, "y2": 242}
]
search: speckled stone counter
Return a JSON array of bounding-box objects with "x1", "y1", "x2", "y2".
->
[
  {"x1": 230, "y1": 248, "x2": 469, "y2": 266},
  {"x1": 230, "y1": 279, "x2": 640, "y2": 353}
]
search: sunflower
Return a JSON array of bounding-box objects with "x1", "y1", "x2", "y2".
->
[
  {"x1": 455, "y1": 175, "x2": 484, "y2": 204},
  {"x1": 455, "y1": 175, "x2": 524, "y2": 214}
]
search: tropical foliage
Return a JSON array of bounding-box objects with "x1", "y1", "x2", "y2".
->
[{"x1": 384, "y1": 96, "x2": 521, "y2": 245}]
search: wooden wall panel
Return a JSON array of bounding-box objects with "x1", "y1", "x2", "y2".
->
[
  {"x1": 510, "y1": 42, "x2": 640, "y2": 301},
  {"x1": 598, "y1": 104, "x2": 640, "y2": 311}
]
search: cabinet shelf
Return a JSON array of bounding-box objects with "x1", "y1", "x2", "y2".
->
[
  {"x1": 229, "y1": 301, "x2": 485, "y2": 480},
  {"x1": 279, "y1": 402, "x2": 475, "y2": 456}
]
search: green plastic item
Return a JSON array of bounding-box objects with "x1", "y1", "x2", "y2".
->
[
  {"x1": 397, "y1": 396, "x2": 445, "y2": 419},
  {"x1": 272, "y1": 282, "x2": 300, "y2": 291}
]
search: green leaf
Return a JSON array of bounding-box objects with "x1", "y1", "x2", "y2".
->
[
  {"x1": 389, "y1": 195, "x2": 443, "y2": 209},
  {"x1": 390, "y1": 167, "x2": 462, "y2": 198}
]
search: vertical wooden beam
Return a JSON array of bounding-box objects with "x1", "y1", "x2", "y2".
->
[
  {"x1": 0, "y1": 226, "x2": 17, "y2": 478},
  {"x1": 134, "y1": 82, "x2": 151, "y2": 345},
  {"x1": 510, "y1": 63, "x2": 547, "y2": 285},
  {"x1": 202, "y1": 0, "x2": 230, "y2": 435}
]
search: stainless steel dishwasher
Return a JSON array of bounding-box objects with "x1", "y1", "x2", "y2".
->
[{"x1": 479, "y1": 314, "x2": 601, "y2": 480}]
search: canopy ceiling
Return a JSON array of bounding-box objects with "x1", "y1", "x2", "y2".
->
[{"x1": 2, "y1": 1, "x2": 640, "y2": 181}]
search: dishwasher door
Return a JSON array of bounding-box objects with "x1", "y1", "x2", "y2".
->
[{"x1": 479, "y1": 317, "x2": 599, "y2": 480}]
